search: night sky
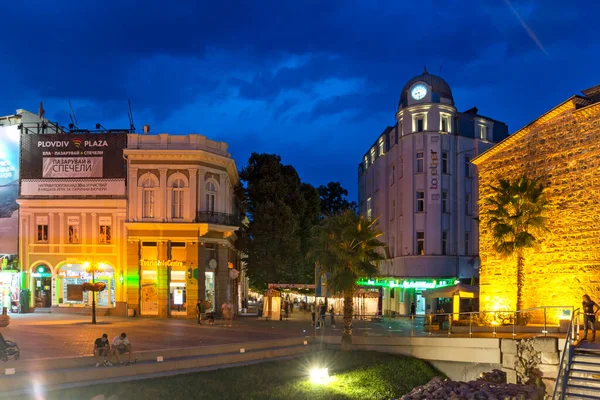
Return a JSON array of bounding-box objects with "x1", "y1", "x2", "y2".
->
[{"x1": 1, "y1": 1, "x2": 598, "y2": 200}]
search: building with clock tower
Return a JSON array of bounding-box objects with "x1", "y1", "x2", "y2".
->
[{"x1": 357, "y1": 68, "x2": 508, "y2": 316}]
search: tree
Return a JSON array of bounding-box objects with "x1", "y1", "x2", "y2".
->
[
  {"x1": 484, "y1": 175, "x2": 549, "y2": 311},
  {"x1": 239, "y1": 153, "x2": 321, "y2": 290},
  {"x1": 317, "y1": 182, "x2": 357, "y2": 216},
  {"x1": 311, "y1": 210, "x2": 385, "y2": 349}
]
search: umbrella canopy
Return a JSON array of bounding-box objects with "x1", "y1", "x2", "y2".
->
[{"x1": 421, "y1": 283, "x2": 479, "y2": 299}]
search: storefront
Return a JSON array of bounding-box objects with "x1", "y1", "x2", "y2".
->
[
  {"x1": 0, "y1": 270, "x2": 20, "y2": 313},
  {"x1": 56, "y1": 263, "x2": 116, "y2": 308},
  {"x1": 32, "y1": 265, "x2": 52, "y2": 309}
]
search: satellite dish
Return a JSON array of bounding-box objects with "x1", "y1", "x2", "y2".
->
[{"x1": 143, "y1": 125, "x2": 151, "y2": 135}]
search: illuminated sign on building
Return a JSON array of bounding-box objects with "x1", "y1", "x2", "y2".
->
[
  {"x1": 139, "y1": 260, "x2": 185, "y2": 268},
  {"x1": 356, "y1": 278, "x2": 455, "y2": 290}
]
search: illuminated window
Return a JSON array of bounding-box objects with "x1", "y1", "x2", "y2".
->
[
  {"x1": 67, "y1": 217, "x2": 80, "y2": 244},
  {"x1": 416, "y1": 152, "x2": 424, "y2": 173},
  {"x1": 378, "y1": 138, "x2": 385, "y2": 156},
  {"x1": 99, "y1": 225, "x2": 112, "y2": 244},
  {"x1": 37, "y1": 224, "x2": 48, "y2": 243},
  {"x1": 442, "y1": 232, "x2": 448, "y2": 255},
  {"x1": 441, "y1": 115, "x2": 450, "y2": 133},
  {"x1": 172, "y1": 178, "x2": 185, "y2": 219},
  {"x1": 465, "y1": 193, "x2": 471, "y2": 216},
  {"x1": 416, "y1": 116, "x2": 424, "y2": 132},
  {"x1": 370, "y1": 147, "x2": 376, "y2": 164},
  {"x1": 465, "y1": 232, "x2": 470, "y2": 255},
  {"x1": 464, "y1": 156, "x2": 471, "y2": 178},
  {"x1": 367, "y1": 197, "x2": 372, "y2": 219},
  {"x1": 442, "y1": 191, "x2": 448, "y2": 213},
  {"x1": 205, "y1": 181, "x2": 217, "y2": 213},
  {"x1": 442, "y1": 152, "x2": 448, "y2": 174},
  {"x1": 416, "y1": 191, "x2": 424, "y2": 212},
  {"x1": 417, "y1": 232, "x2": 424, "y2": 255},
  {"x1": 140, "y1": 174, "x2": 158, "y2": 219},
  {"x1": 479, "y1": 125, "x2": 488, "y2": 140},
  {"x1": 364, "y1": 156, "x2": 368, "y2": 169}
]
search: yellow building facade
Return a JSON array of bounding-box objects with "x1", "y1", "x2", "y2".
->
[{"x1": 473, "y1": 85, "x2": 600, "y2": 317}]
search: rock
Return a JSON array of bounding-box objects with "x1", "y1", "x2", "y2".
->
[
  {"x1": 541, "y1": 352, "x2": 559, "y2": 365},
  {"x1": 502, "y1": 338, "x2": 518, "y2": 354},
  {"x1": 532, "y1": 337, "x2": 557, "y2": 353}
]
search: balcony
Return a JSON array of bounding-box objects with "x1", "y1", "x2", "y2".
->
[{"x1": 196, "y1": 211, "x2": 242, "y2": 227}]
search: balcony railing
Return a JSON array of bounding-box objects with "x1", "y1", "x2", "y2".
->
[{"x1": 196, "y1": 211, "x2": 241, "y2": 227}]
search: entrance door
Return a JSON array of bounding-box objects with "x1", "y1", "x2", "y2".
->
[
  {"x1": 416, "y1": 292, "x2": 426, "y2": 315},
  {"x1": 32, "y1": 265, "x2": 52, "y2": 308}
]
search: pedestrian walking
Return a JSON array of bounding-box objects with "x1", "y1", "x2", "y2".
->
[
  {"x1": 329, "y1": 306, "x2": 336, "y2": 329},
  {"x1": 196, "y1": 300, "x2": 204, "y2": 325},
  {"x1": 410, "y1": 302, "x2": 416, "y2": 316},
  {"x1": 311, "y1": 302, "x2": 316, "y2": 326},
  {"x1": 582, "y1": 294, "x2": 599, "y2": 342}
]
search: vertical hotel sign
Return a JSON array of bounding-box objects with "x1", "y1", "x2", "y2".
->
[
  {"x1": 428, "y1": 134, "x2": 441, "y2": 204},
  {"x1": 20, "y1": 133, "x2": 127, "y2": 197}
]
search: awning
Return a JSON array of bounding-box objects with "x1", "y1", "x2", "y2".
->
[{"x1": 421, "y1": 283, "x2": 479, "y2": 299}]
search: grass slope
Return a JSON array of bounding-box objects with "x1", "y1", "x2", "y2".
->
[{"x1": 46, "y1": 350, "x2": 442, "y2": 400}]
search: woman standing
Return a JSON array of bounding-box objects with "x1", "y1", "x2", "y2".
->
[{"x1": 582, "y1": 294, "x2": 599, "y2": 342}]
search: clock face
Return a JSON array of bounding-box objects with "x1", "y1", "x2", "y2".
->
[{"x1": 411, "y1": 84, "x2": 428, "y2": 101}]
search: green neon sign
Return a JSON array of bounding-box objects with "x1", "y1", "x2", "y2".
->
[{"x1": 356, "y1": 278, "x2": 455, "y2": 290}]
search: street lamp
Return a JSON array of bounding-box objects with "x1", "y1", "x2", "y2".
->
[{"x1": 84, "y1": 261, "x2": 104, "y2": 324}]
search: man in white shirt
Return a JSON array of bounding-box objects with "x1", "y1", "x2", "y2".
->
[{"x1": 111, "y1": 332, "x2": 136, "y2": 365}]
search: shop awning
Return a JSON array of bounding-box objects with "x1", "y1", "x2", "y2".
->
[{"x1": 421, "y1": 283, "x2": 479, "y2": 299}]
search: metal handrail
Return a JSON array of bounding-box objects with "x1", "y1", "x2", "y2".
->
[{"x1": 552, "y1": 308, "x2": 581, "y2": 400}]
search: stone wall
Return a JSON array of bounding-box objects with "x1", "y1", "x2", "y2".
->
[
  {"x1": 500, "y1": 337, "x2": 560, "y2": 395},
  {"x1": 474, "y1": 99, "x2": 600, "y2": 316}
]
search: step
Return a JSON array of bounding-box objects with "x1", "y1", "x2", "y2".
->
[
  {"x1": 575, "y1": 353, "x2": 600, "y2": 362},
  {"x1": 569, "y1": 376, "x2": 600, "y2": 388},
  {"x1": 6, "y1": 336, "x2": 311, "y2": 373},
  {"x1": 0, "y1": 343, "x2": 314, "y2": 395},
  {"x1": 572, "y1": 361, "x2": 600, "y2": 371},
  {"x1": 571, "y1": 368, "x2": 600, "y2": 376},
  {"x1": 565, "y1": 391, "x2": 600, "y2": 400},
  {"x1": 566, "y1": 384, "x2": 600, "y2": 394}
]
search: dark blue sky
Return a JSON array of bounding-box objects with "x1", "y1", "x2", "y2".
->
[{"x1": 1, "y1": 1, "x2": 598, "y2": 200}]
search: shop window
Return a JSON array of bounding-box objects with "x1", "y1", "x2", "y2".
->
[
  {"x1": 169, "y1": 270, "x2": 187, "y2": 315},
  {"x1": 205, "y1": 181, "x2": 217, "y2": 213},
  {"x1": 36, "y1": 216, "x2": 48, "y2": 243},
  {"x1": 99, "y1": 216, "x2": 112, "y2": 244},
  {"x1": 416, "y1": 152, "x2": 424, "y2": 173},
  {"x1": 67, "y1": 216, "x2": 80, "y2": 244},
  {"x1": 172, "y1": 178, "x2": 185, "y2": 219}
]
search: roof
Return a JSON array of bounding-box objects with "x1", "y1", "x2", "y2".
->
[{"x1": 399, "y1": 68, "x2": 454, "y2": 108}]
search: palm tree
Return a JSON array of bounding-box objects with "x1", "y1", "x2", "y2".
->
[
  {"x1": 484, "y1": 175, "x2": 548, "y2": 312},
  {"x1": 311, "y1": 209, "x2": 385, "y2": 349}
]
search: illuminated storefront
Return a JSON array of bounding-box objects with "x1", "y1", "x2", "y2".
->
[
  {"x1": 56, "y1": 263, "x2": 116, "y2": 308},
  {"x1": 0, "y1": 270, "x2": 20, "y2": 313}
]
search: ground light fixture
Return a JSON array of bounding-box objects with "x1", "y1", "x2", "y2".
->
[{"x1": 309, "y1": 367, "x2": 330, "y2": 384}]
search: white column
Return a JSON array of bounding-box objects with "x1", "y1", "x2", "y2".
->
[
  {"x1": 159, "y1": 168, "x2": 168, "y2": 221},
  {"x1": 188, "y1": 169, "x2": 197, "y2": 221}
]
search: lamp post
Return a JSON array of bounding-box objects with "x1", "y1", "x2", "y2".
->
[{"x1": 84, "y1": 261, "x2": 102, "y2": 324}]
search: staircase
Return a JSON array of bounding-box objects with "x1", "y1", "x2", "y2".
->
[{"x1": 565, "y1": 346, "x2": 600, "y2": 399}]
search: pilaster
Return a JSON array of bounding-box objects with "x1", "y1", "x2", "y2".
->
[
  {"x1": 159, "y1": 168, "x2": 168, "y2": 221},
  {"x1": 188, "y1": 169, "x2": 197, "y2": 221}
]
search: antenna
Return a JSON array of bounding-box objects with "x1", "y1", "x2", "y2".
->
[
  {"x1": 128, "y1": 99, "x2": 136, "y2": 133},
  {"x1": 68, "y1": 101, "x2": 79, "y2": 130}
]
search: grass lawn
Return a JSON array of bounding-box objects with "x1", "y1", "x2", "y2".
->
[{"x1": 47, "y1": 350, "x2": 443, "y2": 400}]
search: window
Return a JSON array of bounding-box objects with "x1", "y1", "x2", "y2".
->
[
  {"x1": 391, "y1": 165, "x2": 395, "y2": 185},
  {"x1": 36, "y1": 216, "x2": 48, "y2": 243},
  {"x1": 465, "y1": 232, "x2": 470, "y2": 255},
  {"x1": 416, "y1": 152, "x2": 424, "y2": 173},
  {"x1": 172, "y1": 178, "x2": 184, "y2": 219},
  {"x1": 378, "y1": 138, "x2": 385, "y2": 156},
  {"x1": 417, "y1": 232, "x2": 424, "y2": 255},
  {"x1": 141, "y1": 174, "x2": 157, "y2": 219},
  {"x1": 205, "y1": 181, "x2": 217, "y2": 213},
  {"x1": 441, "y1": 115, "x2": 450, "y2": 132},
  {"x1": 416, "y1": 116, "x2": 424, "y2": 132},
  {"x1": 67, "y1": 216, "x2": 80, "y2": 244},
  {"x1": 442, "y1": 152, "x2": 448, "y2": 174},
  {"x1": 366, "y1": 197, "x2": 372, "y2": 219},
  {"x1": 370, "y1": 147, "x2": 376, "y2": 164},
  {"x1": 465, "y1": 156, "x2": 471, "y2": 178},
  {"x1": 465, "y1": 193, "x2": 471, "y2": 215},
  {"x1": 391, "y1": 200, "x2": 396, "y2": 220},
  {"x1": 479, "y1": 125, "x2": 488, "y2": 140},
  {"x1": 364, "y1": 156, "x2": 368, "y2": 169},
  {"x1": 416, "y1": 191, "x2": 424, "y2": 212},
  {"x1": 400, "y1": 121, "x2": 403, "y2": 136},
  {"x1": 442, "y1": 191, "x2": 448, "y2": 213},
  {"x1": 442, "y1": 232, "x2": 448, "y2": 255}
]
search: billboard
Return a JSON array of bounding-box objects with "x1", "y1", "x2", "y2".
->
[
  {"x1": 20, "y1": 133, "x2": 126, "y2": 197},
  {"x1": 427, "y1": 134, "x2": 441, "y2": 205},
  {"x1": 0, "y1": 125, "x2": 20, "y2": 254}
]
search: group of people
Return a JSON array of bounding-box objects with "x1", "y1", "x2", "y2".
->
[
  {"x1": 194, "y1": 299, "x2": 234, "y2": 327},
  {"x1": 311, "y1": 301, "x2": 335, "y2": 329},
  {"x1": 93, "y1": 332, "x2": 136, "y2": 367}
]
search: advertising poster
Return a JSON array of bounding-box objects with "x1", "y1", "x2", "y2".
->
[
  {"x1": 427, "y1": 134, "x2": 441, "y2": 205},
  {"x1": 20, "y1": 132, "x2": 126, "y2": 197},
  {"x1": 0, "y1": 125, "x2": 20, "y2": 255}
]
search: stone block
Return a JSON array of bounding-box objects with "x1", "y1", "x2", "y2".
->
[
  {"x1": 501, "y1": 338, "x2": 517, "y2": 354},
  {"x1": 541, "y1": 378, "x2": 556, "y2": 397},
  {"x1": 532, "y1": 337, "x2": 557, "y2": 353},
  {"x1": 536, "y1": 363, "x2": 559, "y2": 378},
  {"x1": 541, "y1": 351, "x2": 560, "y2": 365},
  {"x1": 501, "y1": 367, "x2": 517, "y2": 384},
  {"x1": 502, "y1": 353, "x2": 516, "y2": 369}
]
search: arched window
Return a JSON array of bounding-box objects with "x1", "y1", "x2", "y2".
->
[
  {"x1": 205, "y1": 181, "x2": 217, "y2": 213},
  {"x1": 140, "y1": 173, "x2": 158, "y2": 218},
  {"x1": 172, "y1": 178, "x2": 185, "y2": 219}
]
